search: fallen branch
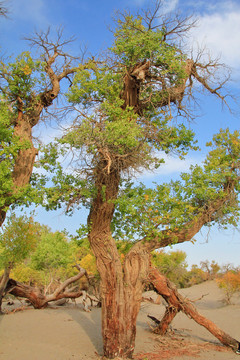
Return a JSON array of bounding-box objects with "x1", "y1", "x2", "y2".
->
[
  {"x1": 148, "y1": 266, "x2": 240, "y2": 353},
  {"x1": 191, "y1": 293, "x2": 209, "y2": 303},
  {"x1": 4, "y1": 265, "x2": 91, "y2": 310}
]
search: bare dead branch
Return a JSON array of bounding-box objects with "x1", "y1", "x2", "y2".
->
[
  {"x1": 0, "y1": 1, "x2": 8, "y2": 17},
  {"x1": 148, "y1": 267, "x2": 240, "y2": 352},
  {"x1": 4, "y1": 265, "x2": 90, "y2": 310}
]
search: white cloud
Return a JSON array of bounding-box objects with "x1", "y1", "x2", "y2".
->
[
  {"x1": 161, "y1": 0, "x2": 179, "y2": 14},
  {"x1": 132, "y1": 0, "x2": 179, "y2": 13},
  {"x1": 188, "y1": 1, "x2": 240, "y2": 73},
  {"x1": 155, "y1": 154, "x2": 197, "y2": 175},
  {"x1": 139, "y1": 153, "x2": 201, "y2": 181}
]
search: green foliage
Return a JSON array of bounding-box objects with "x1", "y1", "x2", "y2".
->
[
  {"x1": 59, "y1": 13, "x2": 198, "y2": 182},
  {"x1": 217, "y1": 269, "x2": 240, "y2": 304},
  {"x1": 111, "y1": 15, "x2": 186, "y2": 77},
  {"x1": 152, "y1": 250, "x2": 189, "y2": 288},
  {"x1": 0, "y1": 101, "x2": 15, "y2": 205},
  {"x1": 30, "y1": 229, "x2": 76, "y2": 271},
  {"x1": 110, "y1": 128, "x2": 240, "y2": 242},
  {"x1": 67, "y1": 61, "x2": 122, "y2": 107},
  {"x1": 0, "y1": 214, "x2": 39, "y2": 267},
  {"x1": 0, "y1": 52, "x2": 48, "y2": 211},
  {"x1": 0, "y1": 222, "x2": 96, "y2": 288},
  {"x1": 0, "y1": 52, "x2": 45, "y2": 113}
]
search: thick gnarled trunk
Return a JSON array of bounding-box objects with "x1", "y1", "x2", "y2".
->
[
  {"x1": 88, "y1": 166, "x2": 150, "y2": 358},
  {"x1": 0, "y1": 115, "x2": 38, "y2": 228},
  {"x1": 90, "y1": 232, "x2": 149, "y2": 358}
]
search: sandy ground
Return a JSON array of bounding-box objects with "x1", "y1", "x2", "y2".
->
[{"x1": 0, "y1": 280, "x2": 240, "y2": 360}]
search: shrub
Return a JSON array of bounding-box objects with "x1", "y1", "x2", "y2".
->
[{"x1": 216, "y1": 270, "x2": 240, "y2": 304}]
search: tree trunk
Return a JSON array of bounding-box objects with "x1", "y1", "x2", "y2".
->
[
  {"x1": 88, "y1": 166, "x2": 150, "y2": 358},
  {"x1": 148, "y1": 267, "x2": 240, "y2": 352},
  {"x1": 0, "y1": 265, "x2": 12, "y2": 313},
  {"x1": 89, "y1": 232, "x2": 150, "y2": 358},
  {"x1": 12, "y1": 114, "x2": 38, "y2": 188},
  {"x1": 0, "y1": 115, "x2": 38, "y2": 228}
]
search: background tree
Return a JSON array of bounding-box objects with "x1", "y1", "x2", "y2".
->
[
  {"x1": 217, "y1": 267, "x2": 240, "y2": 304},
  {"x1": 151, "y1": 250, "x2": 188, "y2": 288},
  {"x1": 0, "y1": 221, "x2": 98, "y2": 310},
  {"x1": 200, "y1": 260, "x2": 220, "y2": 280},
  {"x1": 38, "y1": 3, "x2": 239, "y2": 359},
  {"x1": 0, "y1": 214, "x2": 39, "y2": 312},
  {"x1": 0, "y1": 29, "x2": 79, "y2": 227},
  {"x1": 0, "y1": 28, "x2": 83, "y2": 312}
]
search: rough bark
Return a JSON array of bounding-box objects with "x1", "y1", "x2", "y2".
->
[
  {"x1": 0, "y1": 264, "x2": 12, "y2": 313},
  {"x1": 148, "y1": 267, "x2": 240, "y2": 352},
  {"x1": 3, "y1": 266, "x2": 88, "y2": 310},
  {"x1": 87, "y1": 164, "x2": 150, "y2": 359},
  {"x1": 122, "y1": 60, "x2": 150, "y2": 113}
]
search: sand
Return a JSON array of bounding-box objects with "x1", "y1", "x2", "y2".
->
[{"x1": 0, "y1": 280, "x2": 240, "y2": 360}]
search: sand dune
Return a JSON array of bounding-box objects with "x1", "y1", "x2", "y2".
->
[{"x1": 0, "y1": 280, "x2": 240, "y2": 360}]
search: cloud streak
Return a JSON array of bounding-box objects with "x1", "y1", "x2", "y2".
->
[
  {"x1": 139, "y1": 153, "x2": 201, "y2": 181},
  {"x1": 187, "y1": 1, "x2": 240, "y2": 77}
]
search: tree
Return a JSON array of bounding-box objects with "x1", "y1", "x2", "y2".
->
[
  {"x1": 0, "y1": 222, "x2": 96, "y2": 311},
  {"x1": 30, "y1": 229, "x2": 74, "y2": 271},
  {"x1": 40, "y1": 3, "x2": 239, "y2": 358},
  {"x1": 0, "y1": 28, "x2": 82, "y2": 314},
  {"x1": 0, "y1": 214, "x2": 38, "y2": 312},
  {"x1": 200, "y1": 260, "x2": 220, "y2": 280},
  {"x1": 151, "y1": 250, "x2": 188, "y2": 287},
  {"x1": 0, "y1": 29, "x2": 79, "y2": 227},
  {"x1": 217, "y1": 269, "x2": 240, "y2": 304}
]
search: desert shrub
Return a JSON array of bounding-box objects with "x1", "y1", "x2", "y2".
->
[
  {"x1": 187, "y1": 265, "x2": 208, "y2": 286},
  {"x1": 216, "y1": 270, "x2": 240, "y2": 304}
]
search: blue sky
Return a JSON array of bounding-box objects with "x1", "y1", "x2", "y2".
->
[{"x1": 1, "y1": 0, "x2": 240, "y2": 268}]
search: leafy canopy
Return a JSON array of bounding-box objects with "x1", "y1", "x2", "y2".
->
[
  {"x1": 37, "y1": 10, "x2": 239, "y2": 250},
  {"x1": 0, "y1": 52, "x2": 48, "y2": 211},
  {"x1": 0, "y1": 214, "x2": 39, "y2": 267}
]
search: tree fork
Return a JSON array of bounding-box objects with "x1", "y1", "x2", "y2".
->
[{"x1": 148, "y1": 266, "x2": 240, "y2": 352}]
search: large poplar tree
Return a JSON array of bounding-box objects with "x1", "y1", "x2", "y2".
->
[
  {"x1": 0, "y1": 30, "x2": 79, "y2": 226},
  {"x1": 0, "y1": 29, "x2": 79, "y2": 309},
  {"x1": 36, "y1": 3, "x2": 240, "y2": 359}
]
